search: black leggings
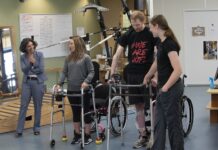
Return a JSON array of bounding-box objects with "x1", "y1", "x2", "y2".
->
[{"x1": 67, "y1": 90, "x2": 92, "y2": 124}]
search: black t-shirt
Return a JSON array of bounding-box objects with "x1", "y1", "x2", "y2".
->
[
  {"x1": 156, "y1": 37, "x2": 180, "y2": 87},
  {"x1": 118, "y1": 27, "x2": 155, "y2": 74}
]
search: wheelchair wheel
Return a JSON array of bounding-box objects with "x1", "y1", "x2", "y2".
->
[
  {"x1": 181, "y1": 95, "x2": 194, "y2": 137},
  {"x1": 110, "y1": 96, "x2": 127, "y2": 136}
]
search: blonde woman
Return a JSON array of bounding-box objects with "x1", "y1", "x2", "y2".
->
[{"x1": 56, "y1": 36, "x2": 94, "y2": 145}]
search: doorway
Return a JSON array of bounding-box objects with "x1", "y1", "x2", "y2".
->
[{"x1": 0, "y1": 28, "x2": 17, "y2": 94}]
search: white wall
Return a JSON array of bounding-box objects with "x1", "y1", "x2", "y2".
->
[{"x1": 153, "y1": 0, "x2": 218, "y2": 85}]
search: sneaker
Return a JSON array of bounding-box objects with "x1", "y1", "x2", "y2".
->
[
  {"x1": 132, "y1": 135, "x2": 148, "y2": 149},
  {"x1": 34, "y1": 131, "x2": 40, "y2": 135},
  {"x1": 15, "y1": 133, "x2": 23, "y2": 138},
  {"x1": 84, "y1": 134, "x2": 93, "y2": 145},
  {"x1": 71, "y1": 131, "x2": 81, "y2": 144}
]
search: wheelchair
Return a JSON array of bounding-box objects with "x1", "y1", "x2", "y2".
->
[
  {"x1": 146, "y1": 74, "x2": 194, "y2": 149},
  {"x1": 50, "y1": 84, "x2": 127, "y2": 148},
  {"x1": 106, "y1": 74, "x2": 152, "y2": 150},
  {"x1": 89, "y1": 82, "x2": 128, "y2": 137},
  {"x1": 145, "y1": 75, "x2": 194, "y2": 149},
  {"x1": 90, "y1": 61, "x2": 128, "y2": 137},
  {"x1": 146, "y1": 75, "x2": 194, "y2": 138},
  {"x1": 181, "y1": 75, "x2": 194, "y2": 137}
]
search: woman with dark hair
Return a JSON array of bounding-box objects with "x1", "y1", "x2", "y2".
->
[
  {"x1": 55, "y1": 36, "x2": 94, "y2": 145},
  {"x1": 16, "y1": 38, "x2": 47, "y2": 137},
  {"x1": 144, "y1": 15, "x2": 184, "y2": 150}
]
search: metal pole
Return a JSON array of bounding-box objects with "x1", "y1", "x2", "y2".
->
[
  {"x1": 119, "y1": 84, "x2": 124, "y2": 145},
  {"x1": 81, "y1": 88, "x2": 85, "y2": 148},
  {"x1": 49, "y1": 94, "x2": 55, "y2": 141},
  {"x1": 107, "y1": 84, "x2": 112, "y2": 150},
  {"x1": 88, "y1": 34, "x2": 115, "y2": 51},
  {"x1": 92, "y1": 86, "x2": 100, "y2": 139},
  {"x1": 62, "y1": 90, "x2": 67, "y2": 139}
]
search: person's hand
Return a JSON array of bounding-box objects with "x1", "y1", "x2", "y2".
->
[
  {"x1": 143, "y1": 76, "x2": 149, "y2": 86},
  {"x1": 54, "y1": 84, "x2": 60, "y2": 92},
  {"x1": 107, "y1": 77, "x2": 115, "y2": 84},
  {"x1": 107, "y1": 73, "x2": 117, "y2": 84},
  {"x1": 151, "y1": 77, "x2": 157, "y2": 87},
  {"x1": 81, "y1": 82, "x2": 89, "y2": 89},
  {"x1": 161, "y1": 86, "x2": 168, "y2": 92},
  {"x1": 29, "y1": 55, "x2": 36, "y2": 64}
]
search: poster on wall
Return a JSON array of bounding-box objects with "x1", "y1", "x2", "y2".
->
[
  {"x1": 203, "y1": 41, "x2": 217, "y2": 60},
  {"x1": 192, "y1": 26, "x2": 205, "y2": 36}
]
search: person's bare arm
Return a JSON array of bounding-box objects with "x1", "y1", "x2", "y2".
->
[
  {"x1": 110, "y1": 45, "x2": 124, "y2": 75},
  {"x1": 143, "y1": 58, "x2": 157, "y2": 84},
  {"x1": 143, "y1": 46, "x2": 158, "y2": 84},
  {"x1": 162, "y1": 51, "x2": 182, "y2": 92},
  {"x1": 151, "y1": 71, "x2": 158, "y2": 87}
]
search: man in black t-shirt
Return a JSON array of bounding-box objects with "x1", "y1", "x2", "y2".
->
[{"x1": 110, "y1": 11, "x2": 155, "y2": 149}]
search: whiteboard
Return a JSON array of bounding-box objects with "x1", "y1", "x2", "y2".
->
[
  {"x1": 184, "y1": 10, "x2": 218, "y2": 85},
  {"x1": 19, "y1": 14, "x2": 72, "y2": 58}
]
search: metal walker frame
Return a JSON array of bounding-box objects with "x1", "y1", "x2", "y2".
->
[
  {"x1": 49, "y1": 84, "x2": 100, "y2": 149},
  {"x1": 106, "y1": 75, "x2": 155, "y2": 150}
]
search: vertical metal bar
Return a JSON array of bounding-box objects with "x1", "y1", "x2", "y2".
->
[
  {"x1": 119, "y1": 84, "x2": 124, "y2": 145},
  {"x1": 62, "y1": 91, "x2": 66, "y2": 138},
  {"x1": 81, "y1": 88, "x2": 85, "y2": 148},
  {"x1": 120, "y1": 0, "x2": 131, "y2": 22},
  {"x1": 49, "y1": 94, "x2": 55, "y2": 141},
  {"x1": 149, "y1": 83, "x2": 155, "y2": 146},
  {"x1": 96, "y1": 0, "x2": 111, "y2": 65},
  {"x1": 92, "y1": 86, "x2": 100, "y2": 139},
  {"x1": 107, "y1": 84, "x2": 112, "y2": 150}
]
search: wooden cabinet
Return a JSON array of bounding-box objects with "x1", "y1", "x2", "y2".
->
[{"x1": 207, "y1": 89, "x2": 218, "y2": 123}]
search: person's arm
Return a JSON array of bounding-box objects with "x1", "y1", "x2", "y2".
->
[
  {"x1": 31, "y1": 52, "x2": 44, "y2": 74},
  {"x1": 20, "y1": 55, "x2": 32, "y2": 74},
  {"x1": 58, "y1": 59, "x2": 68, "y2": 85},
  {"x1": 110, "y1": 45, "x2": 124, "y2": 76},
  {"x1": 143, "y1": 58, "x2": 157, "y2": 84},
  {"x1": 84, "y1": 56, "x2": 95, "y2": 84},
  {"x1": 151, "y1": 71, "x2": 158, "y2": 87},
  {"x1": 143, "y1": 45, "x2": 158, "y2": 84},
  {"x1": 162, "y1": 51, "x2": 182, "y2": 92}
]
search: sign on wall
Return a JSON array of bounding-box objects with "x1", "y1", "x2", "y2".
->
[{"x1": 192, "y1": 26, "x2": 205, "y2": 36}]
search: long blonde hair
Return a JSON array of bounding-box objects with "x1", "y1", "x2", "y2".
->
[{"x1": 67, "y1": 36, "x2": 86, "y2": 61}]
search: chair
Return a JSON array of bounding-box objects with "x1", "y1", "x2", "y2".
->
[{"x1": 91, "y1": 61, "x2": 100, "y2": 87}]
